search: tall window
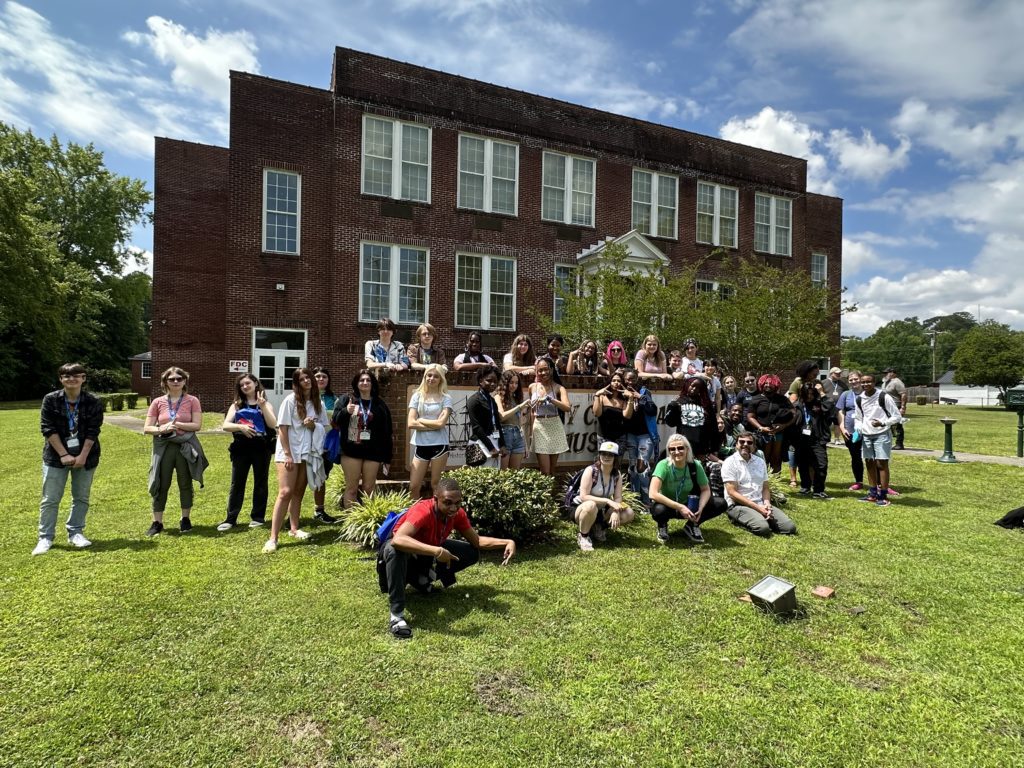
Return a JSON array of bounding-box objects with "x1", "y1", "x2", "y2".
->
[
  {"x1": 754, "y1": 193, "x2": 792, "y2": 256},
  {"x1": 456, "y1": 254, "x2": 516, "y2": 330},
  {"x1": 263, "y1": 169, "x2": 300, "y2": 254},
  {"x1": 696, "y1": 182, "x2": 737, "y2": 248},
  {"x1": 361, "y1": 116, "x2": 431, "y2": 203},
  {"x1": 458, "y1": 135, "x2": 518, "y2": 215},
  {"x1": 542, "y1": 152, "x2": 595, "y2": 227},
  {"x1": 141, "y1": 361, "x2": 152, "y2": 379},
  {"x1": 359, "y1": 242, "x2": 428, "y2": 324},
  {"x1": 811, "y1": 253, "x2": 827, "y2": 286},
  {"x1": 696, "y1": 279, "x2": 735, "y2": 300},
  {"x1": 632, "y1": 170, "x2": 678, "y2": 239},
  {"x1": 553, "y1": 264, "x2": 578, "y2": 322}
]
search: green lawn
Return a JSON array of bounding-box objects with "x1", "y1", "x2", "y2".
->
[
  {"x1": 903, "y1": 404, "x2": 1021, "y2": 456},
  {"x1": 2, "y1": 405, "x2": 1023, "y2": 767}
]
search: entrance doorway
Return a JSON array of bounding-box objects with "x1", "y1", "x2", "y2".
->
[{"x1": 252, "y1": 328, "x2": 307, "y2": 412}]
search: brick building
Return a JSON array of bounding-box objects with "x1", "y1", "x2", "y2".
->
[{"x1": 152, "y1": 46, "x2": 842, "y2": 418}]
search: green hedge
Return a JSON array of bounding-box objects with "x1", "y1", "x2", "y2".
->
[
  {"x1": 442, "y1": 467, "x2": 559, "y2": 540},
  {"x1": 335, "y1": 489, "x2": 414, "y2": 548}
]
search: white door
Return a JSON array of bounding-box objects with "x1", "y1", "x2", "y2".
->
[{"x1": 252, "y1": 328, "x2": 307, "y2": 412}]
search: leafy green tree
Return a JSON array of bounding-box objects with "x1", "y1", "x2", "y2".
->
[
  {"x1": 843, "y1": 318, "x2": 932, "y2": 384},
  {"x1": 923, "y1": 312, "x2": 977, "y2": 379},
  {"x1": 950, "y1": 321, "x2": 1024, "y2": 396}
]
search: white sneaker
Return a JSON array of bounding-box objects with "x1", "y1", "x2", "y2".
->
[
  {"x1": 288, "y1": 529, "x2": 311, "y2": 541},
  {"x1": 69, "y1": 533, "x2": 92, "y2": 549},
  {"x1": 216, "y1": 521, "x2": 234, "y2": 532},
  {"x1": 262, "y1": 538, "x2": 278, "y2": 554},
  {"x1": 577, "y1": 532, "x2": 594, "y2": 552},
  {"x1": 32, "y1": 538, "x2": 52, "y2": 556}
]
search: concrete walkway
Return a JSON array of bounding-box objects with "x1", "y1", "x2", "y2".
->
[
  {"x1": 104, "y1": 413, "x2": 226, "y2": 435},
  {"x1": 827, "y1": 442, "x2": 1024, "y2": 467}
]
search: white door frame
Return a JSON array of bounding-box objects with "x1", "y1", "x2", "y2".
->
[{"x1": 252, "y1": 327, "x2": 308, "y2": 412}]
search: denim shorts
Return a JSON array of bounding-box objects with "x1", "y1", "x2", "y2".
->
[
  {"x1": 622, "y1": 433, "x2": 657, "y2": 464},
  {"x1": 501, "y1": 425, "x2": 526, "y2": 455},
  {"x1": 861, "y1": 431, "x2": 892, "y2": 461}
]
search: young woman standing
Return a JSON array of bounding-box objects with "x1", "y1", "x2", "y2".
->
[
  {"x1": 218, "y1": 374, "x2": 278, "y2": 531},
  {"x1": 528, "y1": 357, "x2": 570, "y2": 476},
  {"x1": 334, "y1": 370, "x2": 393, "y2": 509},
  {"x1": 502, "y1": 334, "x2": 537, "y2": 378},
  {"x1": 495, "y1": 370, "x2": 531, "y2": 470},
  {"x1": 567, "y1": 339, "x2": 609, "y2": 377},
  {"x1": 312, "y1": 367, "x2": 339, "y2": 524},
  {"x1": 592, "y1": 369, "x2": 634, "y2": 452},
  {"x1": 407, "y1": 364, "x2": 454, "y2": 499},
  {"x1": 263, "y1": 368, "x2": 328, "y2": 553},
  {"x1": 466, "y1": 365, "x2": 506, "y2": 469},
  {"x1": 633, "y1": 334, "x2": 671, "y2": 381}
]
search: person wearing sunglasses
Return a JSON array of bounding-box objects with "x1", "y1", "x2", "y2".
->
[
  {"x1": 720, "y1": 434, "x2": 797, "y2": 537},
  {"x1": 144, "y1": 367, "x2": 208, "y2": 536},
  {"x1": 572, "y1": 441, "x2": 635, "y2": 551},
  {"x1": 649, "y1": 434, "x2": 726, "y2": 544}
]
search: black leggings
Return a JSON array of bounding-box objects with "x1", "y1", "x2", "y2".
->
[
  {"x1": 795, "y1": 438, "x2": 828, "y2": 493},
  {"x1": 226, "y1": 440, "x2": 272, "y2": 523},
  {"x1": 844, "y1": 434, "x2": 864, "y2": 484},
  {"x1": 651, "y1": 496, "x2": 727, "y2": 526}
]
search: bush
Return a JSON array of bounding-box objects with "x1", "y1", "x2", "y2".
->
[
  {"x1": 125, "y1": 394, "x2": 139, "y2": 409},
  {"x1": 336, "y1": 489, "x2": 414, "y2": 548},
  {"x1": 97, "y1": 395, "x2": 110, "y2": 412},
  {"x1": 110, "y1": 393, "x2": 125, "y2": 411},
  {"x1": 326, "y1": 469, "x2": 347, "y2": 510},
  {"x1": 89, "y1": 368, "x2": 131, "y2": 393},
  {"x1": 442, "y1": 467, "x2": 559, "y2": 540}
]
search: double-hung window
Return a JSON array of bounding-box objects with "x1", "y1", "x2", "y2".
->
[
  {"x1": 632, "y1": 170, "x2": 678, "y2": 239},
  {"x1": 811, "y1": 253, "x2": 827, "y2": 287},
  {"x1": 361, "y1": 116, "x2": 431, "y2": 203},
  {"x1": 263, "y1": 169, "x2": 300, "y2": 254},
  {"x1": 456, "y1": 253, "x2": 516, "y2": 331},
  {"x1": 553, "y1": 264, "x2": 578, "y2": 322},
  {"x1": 754, "y1": 193, "x2": 792, "y2": 256},
  {"x1": 458, "y1": 135, "x2": 518, "y2": 215},
  {"x1": 359, "y1": 242, "x2": 429, "y2": 325},
  {"x1": 696, "y1": 279, "x2": 735, "y2": 300},
  {"x1": 141, "y1": 361, "x2": 152, "y2": 379},
  {"x1": 696, "y1": 181, "x2": 737, "y2": 248},
  {"x1": 542, "y1": 152, "x2": 595, "y2": 227}
]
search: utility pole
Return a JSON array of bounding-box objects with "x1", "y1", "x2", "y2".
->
[{"x1": 927, "y1": 329, "x2": 949, "y2": 384}]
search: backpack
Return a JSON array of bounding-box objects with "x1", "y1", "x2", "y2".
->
[
  {"x1": 855, "y1": 390, "x2": 894, "y2": 418},
  {"x1": 563, "y1": 465, "x2": 620, "y2": 512},
  {"x1": 374, "y1": 507, "x2": 409, "y2": 551}
]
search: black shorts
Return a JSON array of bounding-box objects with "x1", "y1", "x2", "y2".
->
[{"x1": 413, "y1": 444, "x2": 449, "y2": 462}]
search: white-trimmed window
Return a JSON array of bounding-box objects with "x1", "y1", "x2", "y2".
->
[
  {"x1": 141, "y1": 361, "x2": 152, "y2": 379},
  {"x1": 361, "y1": 116, "x2": 431, "y2": 203},
  {"x1": 811, "y1": 253, "x2": 827, "y2": 287},
  {"x1": 633, "y1": 169, "x2": 678, "y2": 239},
  {"x1": 542, "y1": 152, "x2": 595, "y2": 227},
  {"x1": 754, "y1": 193, "x2": 792, "y2": 256},
  {"x1": 696, "y1": 279, "x2": 735, "y2": 300},
  {"x1": 553, "y1": 264, "x2": 578, "y2": 322},
  {"x1": 456, "y1": 253, "x2": 516, "y2": 331},
  {"x1": 696, "y1": 182, "x2": 737, "y2": 248},
  {"x1": 263, "y1": 169, "x2": 300, "y2": 254},
  {"x1": 359, "y1": 242, "x2": 429, "y2": 324},
  {"x1": 458, "y1": 135, "x2": 518, "y2": 215}
]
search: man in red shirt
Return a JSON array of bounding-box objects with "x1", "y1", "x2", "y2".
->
[{"x1": 381, "y1": 477, "x2": 516, "y2": 638}]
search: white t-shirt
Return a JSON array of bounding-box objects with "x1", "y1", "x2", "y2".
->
[
  {"x1": 408, "y1": 392, "x2": 453, "y2": 446},
  {"x1": 720, "y1": 451, "x2": 768, "y2": 507},
  {"x1": 275, "y1": 394, "x2": 329, "y2": 462}
]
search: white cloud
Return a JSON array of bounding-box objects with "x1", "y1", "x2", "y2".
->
[
  {"x1": 719, "y1": 106, "x2": 836, "y2": 194},
  {"x1": 825, "y1": 128, "x2": 910, "y2": 182},
  {"x1": 907, "y1": 157, "x2": 1024, "y2": 237},
  {"x1": 841, "y1": 238, "x2": 884, "y2": 277},
  {"x1": 124, "y1": 17, "x2": 260, "y2": 106},
  {"x1": 731, "y1": 0, "x2": 1024, "y2": 101},
  {"x1": 892, "y1": 98, "x2": 1024, "y2": 166},
  {"x1": 848, "y1": 231, "x2": 936, "y2": 249},
  {"x1": 848, "y1": 188, "x2": 911, "y2": 214}
]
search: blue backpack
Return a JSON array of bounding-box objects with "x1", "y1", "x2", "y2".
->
[{"x1": 375, "y1": 508, "x2": 409, "y2": 550}]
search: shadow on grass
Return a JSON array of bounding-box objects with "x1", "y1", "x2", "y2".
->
[
  {"x1": 88, "y1": 537, "x2": 160, "y2": 553},
  {"x1": 409, "y1": 583, "x2": 514, "y2": 637}
]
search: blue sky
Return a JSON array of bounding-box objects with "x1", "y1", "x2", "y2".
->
[{"x1": 2, "y1": 0, "x2": 1023, "y2": 336}]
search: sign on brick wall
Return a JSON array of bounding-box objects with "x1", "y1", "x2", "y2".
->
[{"x1": 228, "y1": 360, "x2": 249, "y2": 373}]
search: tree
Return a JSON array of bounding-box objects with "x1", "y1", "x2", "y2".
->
[
  {"x1": 842, "y1": 317, "x2": 932, "y2": 384},
  {"x1": 0, "y1": 123, "x2": 151, "y2": 398},
  {"x1": 950, "y1": 321, "x2": 1024, "y2": 396},
  {"x1": 923, "y1": 311, "x2": 977, "y2": 380}
]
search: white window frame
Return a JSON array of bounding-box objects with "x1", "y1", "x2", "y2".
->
[
  {"x1": 696, "y1": 279, "x2": 735, "y2": 300},
  {"x1": 553, "y1": 264, "x2": 579, "y2": 322},
  {"x1": 454, "y1": 253, "x2": 517, "y2": 331},
  {"x1": 754, "y1": 192, "x2": 792, "y2": 256},
  {"x1": 457, "y1": 133, "x2": 519, "y2": 216},
  {"x1": 360, "y1": 115, "x2": 432, "y2": 203},
  {"x1": 811, "y1": 252, "x2": 827, "y2": 287},
  {"x1": 541, "y1": 151, "x2": 596, "y2": 227},
  {"x1": 262, "y1": 168, "x2": 301, "y2": 255},
  {"x1": 632, "y1": 169, "x2": 678, "y2": 239},
  {"x1": 140, "y1": 361, "x2": 152, "y2": 379},
  {"x1": 696, "y1": 181, "x2": 738, "y2": 248},
  {"x1": 357, "y1": 241, "x2": 430, "y2": 325}
]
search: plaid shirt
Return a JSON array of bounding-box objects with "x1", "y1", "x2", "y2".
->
[{"x1": 40, "y1": 389, "x2": 103, "y2": 469}]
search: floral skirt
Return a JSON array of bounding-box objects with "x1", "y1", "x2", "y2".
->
[{"x1": 532, "y1": 417, "x2": 568, "y2": 455}]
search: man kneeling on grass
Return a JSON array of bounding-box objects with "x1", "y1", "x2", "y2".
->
[
  {"x1": 379, "y1": 477, "x2": 516, "y2": 639},
  {"x1": 721, "y1": 435, "x2": 797, "y2": 537}
]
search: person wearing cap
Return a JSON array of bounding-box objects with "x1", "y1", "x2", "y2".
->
[
  {"x1": 882, "y1": 367, "x2": 908, "y2": 450},
  {"x1": 573, "y1": 441, "x2": 635, "y2": 552},
  {"x1": 649, "y1": 433, "x2": 726, "y2": 544},
  {"x1": 825, "y1": 367, "x2": 848, "y2": 445}
]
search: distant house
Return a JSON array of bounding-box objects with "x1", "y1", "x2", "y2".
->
[
  {"x1": 936, "y1": 370, "x2": 1002, "y2": 406},
  {"x1": 129, "y1": 352, "x2": 151, "y2": 397}
]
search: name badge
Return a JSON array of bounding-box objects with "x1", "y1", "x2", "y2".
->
[
  {"x1": 359, "y1": 430, "x2": 371, "y2": 441},
  {"x1": 66, "y1": 436, "x2": 80, "y2": 450},
  {"x1": 802, "y1": 428, "x2": 812, "y2": 436}
]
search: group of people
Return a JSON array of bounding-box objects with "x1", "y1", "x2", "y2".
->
[{"x1": 32, "y1": 328, "x2": 908, "y2": 639}]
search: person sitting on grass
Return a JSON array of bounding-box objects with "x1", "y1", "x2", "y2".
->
[
  {"x1": 572, "y1": 441, "x2": 635, "y2": 552},
  {"x1": 379, "y1": 477, "x2": 517, "y2": 639},
  {"x1": 649, "y1": 434, "x2": 726, "y2": 545},
  {"x1": 721, "y1": 434, "x2": 797, "y2": 537}
]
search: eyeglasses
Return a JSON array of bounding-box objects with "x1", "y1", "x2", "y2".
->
[
  {"x1": 736, "y1": 441, "x2": 755, "y2": 447},
  {"x1": 166, "y1": 376, "x2": 184, "y2": 383},
  {"x1": 667, "y1": 446, "x2": 688, "y2": 453},
  {"x1": 745, "y1": 378, "x2": 756, "y2": 383},
  {"x1": 598, "y1": 452, "x2": 615, "y2": 458}
]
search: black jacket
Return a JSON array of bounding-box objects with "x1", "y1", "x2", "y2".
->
[
  {"x1": 40, "y1": 389, "x2": 103, "y2": 469},
  {"x1": 466, "y1": 390, "x2": 506, "y2": 453},
  {"x1": 332, "y1": 395, "x2": 393, "y2": 464}
]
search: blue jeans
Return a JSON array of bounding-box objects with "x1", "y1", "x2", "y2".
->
[{"x1": 39, "y1": 465, "x2": 95, "y2": 540}]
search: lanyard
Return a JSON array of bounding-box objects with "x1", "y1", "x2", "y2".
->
[
  {"x1": 168, "y1": 394, "x2": 184, "y2": 422},
  {"x1": 358, "y1": 399, "x2": 372, "y2": 428},
  {"x1": 803, "y1": 405, "x2": 812, "y2": 425},
  {"x1": 668, "y1": 462, "x2": 688, "y2": 502},
  {"x1": 64, "y1": 395, "x2": 79, "y2": 434},
  {"x1": 481, "y1": 389, "x2": 498, "y2": 429}
]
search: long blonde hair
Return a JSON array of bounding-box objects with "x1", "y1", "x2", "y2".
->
[
  {"x1": 638, "y1": 334, "x2": 666, "y2": 368},
  {"x1": 415, "y1": 364, "x2": 449, "y2": 399}
]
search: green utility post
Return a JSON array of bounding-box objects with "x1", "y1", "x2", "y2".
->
[{"x1": 938, "y1": 418, "x2": 958, "y2": 463}]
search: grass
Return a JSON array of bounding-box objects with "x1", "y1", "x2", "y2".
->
[
  {"x1": 2, "y1": 405, "x2": 1024, "y2": 767},
  {"x1": 903, "y1": 403, "x2": 1022, "y2": 456}
]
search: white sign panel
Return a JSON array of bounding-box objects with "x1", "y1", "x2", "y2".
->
[
  {"x1": 406, "y1": 385, "x2": 681, "y2": 468},
  {"x1": 228, "y1": 360, "x2": 250, "y2": 373}
]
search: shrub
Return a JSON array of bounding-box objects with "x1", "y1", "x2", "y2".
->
[
  {"x1": 110, "y1": 393, "x2": 125, "y2": 411},
  {"x1": 442, "y1": 467, "x2": 559, "y2": 540},
  {"x1": 125, "y1": 394, "x2": 139, "y2": 409},
  {"x1": 336, "y1": 489, "x2": 414, "y2": 548},
  {"x1": 621, "y1": 487, "x2": 644, "y2": 514},
  {"x1": 89, "y1": 368, "x2": 131, "y2": 393},
  {"x1": 326, "y1": 469, "x2": 347, "y2": 511},
  {"x1": 97, "y1": 395, "x2": 110, "y2": 412}
]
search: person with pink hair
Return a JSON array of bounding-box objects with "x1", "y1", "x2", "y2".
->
[
  {"x1": 744, "y1": 374, "x2": 796, "y2": 473},
  {"x1": 604, "y1": 340, "x2": 629, "y2": 372}
]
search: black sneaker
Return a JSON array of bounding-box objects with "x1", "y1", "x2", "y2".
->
[
  {"x1": 813, "y1": 492, "x2": 832, "y2": 500},
  {"x1": 179, "y1": 517, "x2": 192, "y2": 533},
  {"x1": 313, "y1": 508, "x2": 339, "y2": 524},
  {"x1": 656, "y1": 525, "x2": 670, "y2": 543},
  {"x1": 798, "y1": 488, "x2": 812, "y2": 495},
  {"x1": 145, "y1": 521, "x2": 164, "y2": 537},
  {"x1": 682, "y1": 521, "x2": 705, "y2": 544}
]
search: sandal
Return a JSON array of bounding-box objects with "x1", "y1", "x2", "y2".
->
[
  {"x1": 389, "y1": 618, "x2": 413, "y2": 639},
  {"x1": 789, "y1": 480, "x2": 798, "y2": 488}
]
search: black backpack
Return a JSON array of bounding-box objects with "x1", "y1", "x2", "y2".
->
[
  {"x1": 855, "y1": 390, "x2": 895, "y2": 418},
  {"x1": 563, "y1": 465, "x2": 620, "y2": 512}
]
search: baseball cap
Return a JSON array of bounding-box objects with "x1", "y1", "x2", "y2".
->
[
  {"x1": 883, "y1": 367, "x2": 895, "y2": 373},
  {"x1": 597, "y1": 441, "x2": 620, "y2": 456},
  {"x1": 829, "y1": 367, "x2": 842, "y2": 375}
]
